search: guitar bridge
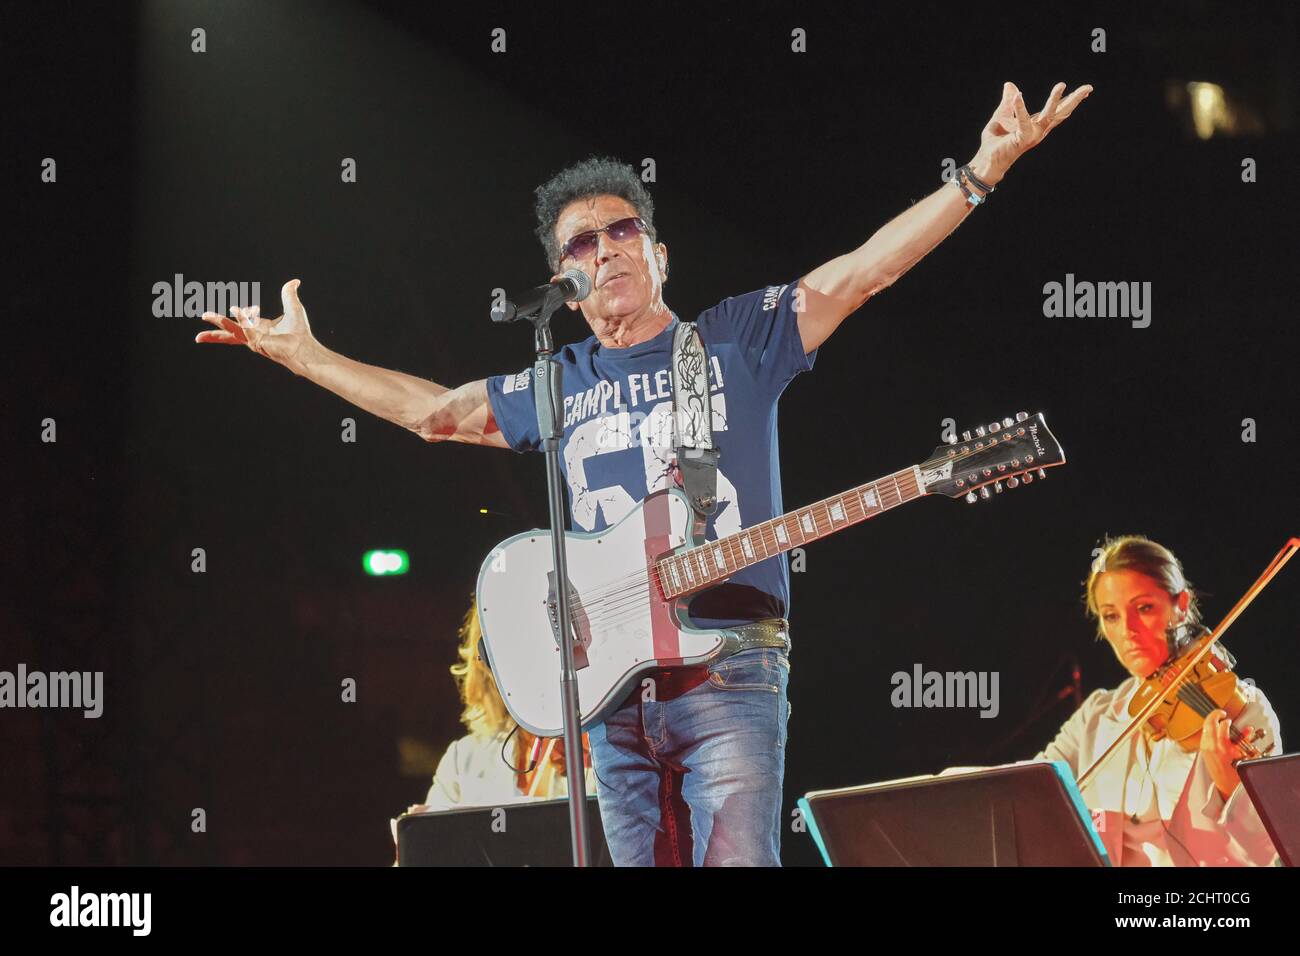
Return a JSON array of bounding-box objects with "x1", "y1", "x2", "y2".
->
[{"x1": 546, "y1": 571, "x2": 592, "y2": 669}]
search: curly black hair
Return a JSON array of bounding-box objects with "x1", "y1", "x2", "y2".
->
[{"x1": 533, "y1": 155, "x2": 657, "y2": 272}]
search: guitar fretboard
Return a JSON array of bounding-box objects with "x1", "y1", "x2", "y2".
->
[{"x1": 655, "y1": 466, "x2": 923, "y2": 598}]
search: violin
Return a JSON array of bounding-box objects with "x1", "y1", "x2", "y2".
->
[
  {"x1": 1129, "y1": 630, "x2": 1269, "y2": 757},
  {"x1": 1079, "y1": 537, "x2": 1298, "y2": 789}
]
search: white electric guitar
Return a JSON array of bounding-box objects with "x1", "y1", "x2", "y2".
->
[{"x1": 477, "y1": 412, "x2": 1065, "y2": 735}]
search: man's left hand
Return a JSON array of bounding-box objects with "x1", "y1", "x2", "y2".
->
[{"x1": 970, "y1": 81, "x2": 1093, "y2": 187}]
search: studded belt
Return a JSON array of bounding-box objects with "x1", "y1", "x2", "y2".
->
[{"x1": 716, "y1": 617, "x2": 791, "y2": 661}]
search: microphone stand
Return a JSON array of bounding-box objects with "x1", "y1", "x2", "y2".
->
[{"x1": 519, "y1": 299, "x2": 591, "y2": 867}]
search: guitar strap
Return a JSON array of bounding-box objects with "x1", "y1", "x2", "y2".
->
[
  {"x1": 670, "y1": 319, "x2": 720, "y2": 526},
  {"x1": 670, "y1": 320, "x2": 790, "y2": 657}
]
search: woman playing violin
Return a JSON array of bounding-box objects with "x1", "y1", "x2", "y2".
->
[{"x1": 1037, "y1": 535, "x2": 1282, "y2": 866}]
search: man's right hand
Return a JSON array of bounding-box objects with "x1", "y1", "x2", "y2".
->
[{"x1": 196, "y1": 278, "x2": 316, "y2": 372}]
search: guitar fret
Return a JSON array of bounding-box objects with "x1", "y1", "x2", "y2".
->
[{"x1": 656, "y1": 464, "x2": 931, "y2": 598}]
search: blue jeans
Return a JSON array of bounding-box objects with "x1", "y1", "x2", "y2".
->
[{"x1": 587, "y1": 647, "x2": 791, "y2": 866}]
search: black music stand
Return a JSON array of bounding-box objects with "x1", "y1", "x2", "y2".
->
[
  {"x1": 1238, "y1": 752, "x2": 1300, "y2": 867},
  {"x1": 395, "y1": 797, "x2": 612, "y2": 867},
  {"x1": 798, "y1": 761, "x2": 1109, "y2": 866}
]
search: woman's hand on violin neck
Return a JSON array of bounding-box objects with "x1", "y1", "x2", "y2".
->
[{"x1": 1200, "y1": 708, "x2": 1253, "y2": 801}]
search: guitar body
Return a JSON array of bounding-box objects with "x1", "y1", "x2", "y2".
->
[
  {"x1": 476, "y1": 411, "x2": 1065, "y2": 738},
  {"x1": 476, "y1": 487, "x2": 731, "y2": 737}
]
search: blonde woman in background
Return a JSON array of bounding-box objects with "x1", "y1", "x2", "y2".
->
[{"x1": 407, "y1": 596, "x2": 593, "y2": 813}]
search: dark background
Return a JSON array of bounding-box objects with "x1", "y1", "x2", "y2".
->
[{"x1": 4, "y1": 0, "x2": 1297, "y2": 866}]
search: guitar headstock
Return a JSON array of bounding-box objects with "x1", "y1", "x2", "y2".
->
[{"x1": 919, "y1": 412, "x2": 1065, "y2": 502}]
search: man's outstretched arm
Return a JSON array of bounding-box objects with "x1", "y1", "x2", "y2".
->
[
  {"x1": 796, "y1": 80, "x2": 1093, "y2": 354},
  {"x1": 197, "y1": 279, "x2": 508, "y2": 448}
]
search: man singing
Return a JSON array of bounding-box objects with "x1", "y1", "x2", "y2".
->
[{"x1": 198, "y1": 80, "x2": 1091, "y2": 865}]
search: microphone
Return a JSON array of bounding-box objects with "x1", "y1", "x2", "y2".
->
[{"x1": 492, "y1": 268, "x2": 592, "y2": 323}]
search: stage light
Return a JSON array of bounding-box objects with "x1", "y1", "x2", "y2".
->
[
  {"x1": 1165, "y1": 80, "x2": 1268, "y2": 139},
  {"x1": 363, "y1": 550, "x2": 409, "y2": 576}
]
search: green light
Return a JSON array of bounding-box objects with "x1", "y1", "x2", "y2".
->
[{"x1": 363, "y1": 549, "x2": 409, "y2": 576}]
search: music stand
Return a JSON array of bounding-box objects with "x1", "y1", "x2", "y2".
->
[
  {"x1": 1238, "y1": 752, "x2": 1299, "y2": 867},
  {"x1": 396, "y1": 797, "x2": 612, "y2": 867},
  {"x1": 798, "y1": 761, "x2": 1109, "y2": 866}
]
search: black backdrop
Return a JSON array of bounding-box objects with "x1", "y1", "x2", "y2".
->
[{"x1": 6, "y1": 0, "x2": 1297, "y2": 866}]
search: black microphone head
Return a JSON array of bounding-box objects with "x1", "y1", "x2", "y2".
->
[{"x1": 561, "y1": 268, "x2": 592, "y2": 301}]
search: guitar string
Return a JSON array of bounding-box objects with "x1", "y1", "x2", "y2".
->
[
  {"x1": 565, "y1": 471, "x2": 919, "y2": 615},
  {"x1": 549, "y1": 442, "x2": 1044, "y2": 619},
  {"x1": 552, "y1": 429, "x2": 1044, "y2": 619},
  {"x1": 570, "y1": 492, "x2": 892, "y2": 621},
  {"x1": 567, "y1": 473, "x2": 924, "y2": 624},
  {"x1": 565, "y1": 482, "x2": 924, "y2": 631}
]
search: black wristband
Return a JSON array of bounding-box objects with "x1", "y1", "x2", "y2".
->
[{"x1": 959, "y1": 164, "x2": 995, "y2": 194}]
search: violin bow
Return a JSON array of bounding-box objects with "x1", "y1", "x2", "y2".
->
[{"x1": 1076, "y1": 537, "x2": 1300, "y2": 790}]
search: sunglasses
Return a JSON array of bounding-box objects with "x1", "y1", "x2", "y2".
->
[{"x1": 558, "y1": 216, "x2": 648, "y2": 263}]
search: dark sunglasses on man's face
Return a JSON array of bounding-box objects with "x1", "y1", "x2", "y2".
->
[{"x1": 559, "y1": 216, "x2": 648, "y2": 263}]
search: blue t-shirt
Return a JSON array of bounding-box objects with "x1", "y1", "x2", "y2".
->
[{"x1": 486, "y1": 280, "x2": 816, "y2": 630}]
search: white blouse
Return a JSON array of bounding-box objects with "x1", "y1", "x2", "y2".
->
[
  {"x1": 422, "y1": 731, "x2": 596, "y2": 810},
  {"x1": 1036, "y1": 675, "x2": 1282, "y2": 866}
]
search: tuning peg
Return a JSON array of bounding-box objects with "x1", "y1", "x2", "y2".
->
[
  {"x1": 1022, "y1": 471, "x2": 1034, "y2": 484},
  {"x1": 975, "y1": 425, "x2": 986, "y2": 437},
  {"x1": 946, "y1": 434, "x2": 958, "y2": 445},
  {"x1": 964, "y1": 492, "x2": 978, "y2": 504},
  {"x1": 979, "y1": 486, "x2": 991, "y2": 499},
  {"x1": 993, "y1": 480, "x2": 1003, "y2": 494},
  {"x1": 1036, "y1": 468, "x2": 1047, "y2": 480},
  {"x1": 1015, "y1": 411, "x2": 1028, "y2": 422},
  {"x1": 1006, "y1": 477, "x2": 1020, "y2": 489},
  {"x1": 961, "y1": 430, "x2": 972, "y2": 441},
  {"x1": 988, "y1": 421, "x2": 1001, "y2": 432},
  {"x1": 1002, "y1": 417, "x2": 1014, "y2": 427}
]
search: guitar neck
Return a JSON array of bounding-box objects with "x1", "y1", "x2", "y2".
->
[{"x1": 657, "y1": 465, "x2": 924, "y2": 598}]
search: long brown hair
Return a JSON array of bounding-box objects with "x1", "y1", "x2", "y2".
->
[{"x1": 1083, "y1": 535, "x2": 1202, "y2": 640}]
